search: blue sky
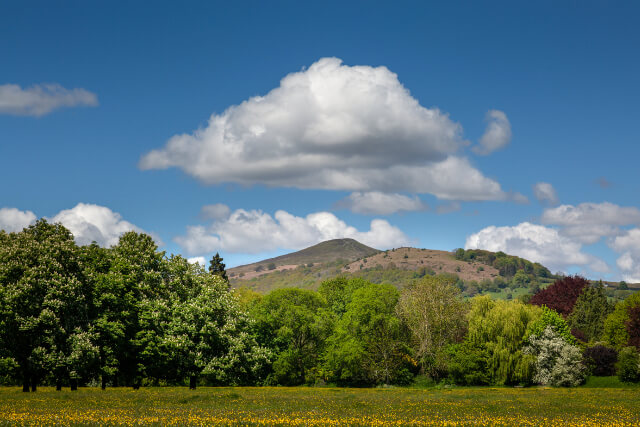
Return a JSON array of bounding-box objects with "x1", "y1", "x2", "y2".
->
[{"x1": 1, "y1": 1, "x2": 640, "y2": 281}]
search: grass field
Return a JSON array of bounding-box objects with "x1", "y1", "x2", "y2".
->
[{"x1": 1, "y1": 386, "x2": 640, "y2": 426}]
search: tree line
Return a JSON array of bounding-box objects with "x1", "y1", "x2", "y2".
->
[{"x1": 1, "y1": 220, "x2": 639, "y2": 391}]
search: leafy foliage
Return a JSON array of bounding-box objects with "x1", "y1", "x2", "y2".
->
[
  {"x1": 617, "y1": 347, "x2": 640, "y2": 383},
  {"x1": 530, "y1": 275, "x2": 589, "y2": 317},
  {"x1": 567, "y1": 282, "x2": 613, "y2": 342},
  {"x1": 583, "y1": 345, "x2": 618, "y2": 377},
  {"x1": 603, "y1": 291, "x2": 640, "y2": 350},
  {"x1": 396, "y1": 276, "x2": 467, "y2": 378}
]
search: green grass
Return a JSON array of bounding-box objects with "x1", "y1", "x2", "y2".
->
[{"x1": 1, "y1": 386, "x2": 639, "y2": 425}]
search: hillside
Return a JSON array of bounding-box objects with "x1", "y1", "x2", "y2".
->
[{"x1": 228, "y1": 240, "x2": 562, "y2": 296}]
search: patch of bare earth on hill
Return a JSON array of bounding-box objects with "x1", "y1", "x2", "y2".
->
[
  {"x1": 229, "y1": 264, "x2": 299, "y2": 280},
  {"x1": 343, "y1": 247, "x2": 500, "y2": 282}
]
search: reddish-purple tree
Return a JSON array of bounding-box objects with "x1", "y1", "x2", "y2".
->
[
  {"x1": 530, "y1": 275, "x2": 589, "y2": 317},
  {"x1": 626, "y1": 306, "x2": 640, "y2": 350}
]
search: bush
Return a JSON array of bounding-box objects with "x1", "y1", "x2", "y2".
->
[
  {"x1": 447, "y1": 342, "x2": 491, "y2": 386},
  {"x1": 583, "y1": 345, "x2": 618, "y2": 376},
  {"x1": 523, "y1": 326, "x2": 586, "y2": 387},
  {"x1": 617, "y1": 347, "x2": 640, "y2": 383}
]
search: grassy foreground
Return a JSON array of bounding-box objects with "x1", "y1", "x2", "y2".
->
[{"x1": 1, "y1": 386, "x2": 639, "y2": 426}]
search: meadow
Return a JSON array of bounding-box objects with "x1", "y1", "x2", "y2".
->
[{"x1": 1, "y1": 385, "x2": 640, "y2": 426}]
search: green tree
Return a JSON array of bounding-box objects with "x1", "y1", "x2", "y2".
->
[
  {"x1": 603, "y1": 292, "x2": 640, "y2": 350},
  {"x1": 0, "y1": 220, "x2": 91, "y2": 391},
  {"x1": 251, "y1": 288, "x2": 327, "y2": 385},
  {"x1": 567, "y1": 282, "x2": 613, "y2": 342},
  {"x1": 107, "y1": 232, "x2": 164, "y2": 388},
  {"x1": 463, "y1": 296, "x2": 542, "y2": 385},
  {"x1": 164, "y1": 267, "x2": 270, "y2": 388},
  {"x1": 209, "y1": 253, "x2": 228, "y2": 282},
  {"x1": 396, "y1": 276, "x2": 467, "y2": 378},
  {"x1": 323, "y1": 283, "x2": 411, "y2": 386}
]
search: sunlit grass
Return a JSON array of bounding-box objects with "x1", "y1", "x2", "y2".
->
[{"x1": 1, "y1": 386, "x2": 639, "y2": 426}]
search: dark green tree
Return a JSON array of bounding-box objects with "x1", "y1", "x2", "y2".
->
[
  {"x1": 567, "y1": 282, "x2": 613, "y2": 342},
  {"x1": 209, "y1": 253, "x2": 228, "y2": 282}
]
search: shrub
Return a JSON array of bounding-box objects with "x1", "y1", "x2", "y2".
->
[
  {"x1": 447, "y1": 342, "x2": 491, "y2": 386},
  {"x1": 583, "y1": 345, "x2": 618, "y2": 376},
  {"x1": 524, "y1": 326, "x2": 586, "y2": 387},
  {"x1": 617, "y1": 347, "x2": 640, "y2": 383}
]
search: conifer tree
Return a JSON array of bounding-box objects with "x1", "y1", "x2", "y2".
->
[{"x1": 209, "y1": 253, "x2": 228, "y2": 282}]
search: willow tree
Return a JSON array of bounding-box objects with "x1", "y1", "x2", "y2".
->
[{"x1": 463, "y1": 296, "x2": 542, "y2": 385}]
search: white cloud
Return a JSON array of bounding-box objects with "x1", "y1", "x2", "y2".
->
[
  {"x1": 533, "y1": 182, "x2": 559, "y2": 205},
  {"x1": 610, "y1": 229, "x2": 640, "y2": 282},
  {"x1": 140, "y1": 57, "x2": 512, "y2": 201},
  {"x1": 0, "y1": 207, "x2": 37, "y2": 232},
  {"x1": 465, "y1": 222, "x2": 609, "y2": 274},
  {"x1": 200, "y1": 203, "x2": 231, "y2": 220},
  {"x1": 175, "y1": 206, "x2": 411, "y2": 255},
  {"x1": 0, "y1": 83, "x2": 98, "y2": 116},
  {"x1": 472, "y1": 110, "x2": 512, "y2": 155},
  {"x1": 50, "y1": 203, "x2": 145, "y2": 247},
  {"x1": 187, "y1": 256, "x2": 207, "y2": 266},
  {"x1": 337, "y1": 192, "x2": 427, "y2": 215},
  {"x1": 541, "y1": 202, "x2": 640, "y2": 244}
]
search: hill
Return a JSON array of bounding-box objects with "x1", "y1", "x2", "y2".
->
[
  {"x1": 228, "y1": 238, "x2": 380, "y2": 281},
  {"x1": 228, "y1": 240, "x2": 562, "y2": 296}
]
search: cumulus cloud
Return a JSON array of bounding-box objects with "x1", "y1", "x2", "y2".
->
[
  {"x1": 533, "y1": 182, "x2": 559, "y2": 205},
  {"x1": 0, "y1": 207, "x2": 37, "y2": 232},
  {"x1": 50, "y1": 203, "x2": 146, "y2": 247},
  {"x1": 337, "y1": 192, "x2": 427, "y2": 215},
  {"x1": 610, "y1": 229, "x2": 640, "y2": 282},
  {"x1": 140, "y1": 57, "x2": 512, "y2": 201},
  {"x1": 472, "y1": 110, "x2": 512, "y2": 155},
  {"x1": 187, "y1": 256, "x2": 207, "y2": 266},
  {"x1": 541, "y1": 202, "x2": 640, "y2": 244},
  {"x1": 200, "y1": 203, "x2": 232, "y2": 220},
  {"x1": 465, "y1": 222, "x2": 609, "y2": 274},
  {"x1": 0, "y1": 83, "x2": 98, "y2": 116},
  {"x1": 175, "y1": 205, "x2": 411, "y2": 255}
]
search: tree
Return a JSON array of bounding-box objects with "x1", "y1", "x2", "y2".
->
[
  {"x1": 603, "y1": 292, "x2": 640, "y2": 350},
  {"x1": 251, "y1": 288, "x2": 327, "y2": 385},
  {"x1": 164, "y1": 268, "x2": 270, "y2": 388},
  {"x1": 209, "y1": 253, "x2": 228, "y2": 282},
  {"x1": 0, "y1": 220, "x2": 91, "y2": 391},
  {"x1": 107, "y1": 231, "x2": 164, "y2": 388},
  {"x1": 463, "y1": 296, "x2": 542, "y2": 385},
  {"x1": 530, "y1": 275, "x2": 589, "y2": 317},
  {"x1": 323, "y1": 283, "x2": 411, "y2": 386},
  {"x1": 567, "y1": 282, "x2": 613, "y2": 342},
  {"x1": 396, "y1": 276, "x2": 467, "y2": 378}
]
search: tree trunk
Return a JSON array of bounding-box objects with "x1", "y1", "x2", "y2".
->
[
  {"x1": 189, "y1": 375, "x2": 197, "y2": 390},
  {"x1": 101, "y1": 376, "x2": 107, "y2": 390},
  {"x1": 30, "y1": 376, "x2": 37, "y2": 392},
  {"x1": 22, "y1": 376, "x2": 29, "y2": 393},
  {"x1": 70, "y1": 379, "x2": 78, "y2": 391},
  {"x1": 56, "y1": 379, "x2": 62, "y2": 391}
]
